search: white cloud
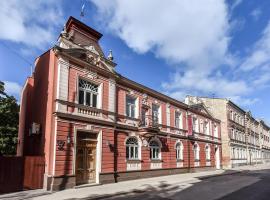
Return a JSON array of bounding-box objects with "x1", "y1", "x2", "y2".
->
[
  {"x1": 3, "y1": 81, "x2": 22, "y2": 99},
  {"x1": 0, "y1": 0, "x2": 63, "y2": 48},
  {"x1": 228, "y1": 96, "x2": 259, "y2": 106},
  {"x1": 92, "y1": 0, "x2": 230, "y2": 70},
  {"x1": 91, "y1": 0, "x2": 269, "y2": 107},
  {"x1": 230, "y1": 0, "x2": 243, "y2": 11},
  {"x1": 162, "y1": 70, "x2": 250, "y2": 98},
  {"x1": 250, "y1": 8, "x2": 262, "y2": 21},
  {"x1": 240, "y1": 21, "x2": 270, "y2": 71}
]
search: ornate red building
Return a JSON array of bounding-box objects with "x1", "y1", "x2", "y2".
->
[{"x1": 17, "y1": 17, "x2": 222, "y2": 191}]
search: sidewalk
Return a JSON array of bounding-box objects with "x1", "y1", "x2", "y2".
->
[{"x1": 1, "y1": 163, "x2": 269, "y2": 200}]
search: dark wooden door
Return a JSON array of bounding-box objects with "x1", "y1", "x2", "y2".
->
[{"x1": 76, "y1": 132, "x2": 97, "y2": 185}]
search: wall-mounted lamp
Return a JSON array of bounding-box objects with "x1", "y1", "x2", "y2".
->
[{"x1": 67, "y1": 136, "x2": 71, "y2": 144}]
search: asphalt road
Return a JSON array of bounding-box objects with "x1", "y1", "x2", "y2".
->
[{"x1": 100, "y1": 169, "x2": 270, "y2": 200}]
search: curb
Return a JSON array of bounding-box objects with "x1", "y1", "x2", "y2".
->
[{"x1": 198, "y1": 170, "x2": 244, "y2": 180}]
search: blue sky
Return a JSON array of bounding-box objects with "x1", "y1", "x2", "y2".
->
[{"x1": 0, "y1": 0, "x2": 270, "y2": 123}]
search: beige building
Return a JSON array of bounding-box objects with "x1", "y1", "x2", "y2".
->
[{"x1": 185, "y1": 96, "x2": 270, "y2": 168}]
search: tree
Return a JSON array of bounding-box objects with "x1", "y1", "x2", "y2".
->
[{"x1": 0, "y1": 81, "x2": 20, "y2": 155}]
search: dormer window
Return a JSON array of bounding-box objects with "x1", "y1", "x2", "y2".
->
[{"x1": 78, "y1": 79, "x2": 99, "y2": 108}]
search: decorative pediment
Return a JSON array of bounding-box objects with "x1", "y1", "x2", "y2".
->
[
  {"x1": 190, "y1": 103, "x2": 213, "y2": 118},
  {"x1": 84, "y1": 45, "x2": 100, "y2": 55}
]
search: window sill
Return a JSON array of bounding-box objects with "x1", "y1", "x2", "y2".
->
[
  {"x1": 176, "y1": 159, "x2": 184, "y2": 162},
  {"x1": 194, "y1": 159, "x2": 200, "y2": 162},
  {"x1": 150, "y1": 159, "x2": 162, "y2": 163},
  {"x1": 126, "y1": 159, "x2": 142, "y2": 163}
]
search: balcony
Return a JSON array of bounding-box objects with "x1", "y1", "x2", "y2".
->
[
  {"x1": 55, "y1": 99, "x2": 112, "y2": 121},
  {"x1": 138, "y1": 115, "x2": 160, "y2": 136}
]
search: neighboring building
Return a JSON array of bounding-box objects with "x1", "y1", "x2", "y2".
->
[
  {"x1": 259, "y1": 120, "x2": 270, "y2": 163},
  {"x1": 17, "y1": 17, "x2": 222, "y2": 191},
  {"x1": 185, "y1": 96, "x2": 270, "y2": 168}
]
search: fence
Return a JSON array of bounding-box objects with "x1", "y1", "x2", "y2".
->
[{"x1": 0, "y1": 156, "x2": 45, "y2": 194}]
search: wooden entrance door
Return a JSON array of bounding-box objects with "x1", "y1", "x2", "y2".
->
[{"x1": 76, "y1": 132, "x2": 97, "y2": 185}]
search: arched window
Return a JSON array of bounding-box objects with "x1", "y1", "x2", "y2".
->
[
  {"x1": 205, "y1": 144, "x2": 210, "y2": 160},
  {"x1": 149, "y1": 140, "x2": 161, "y2": 160},
  {"x1": 176, "y1": 142, "x2": 183, "y2": 160},
  {"x1": 78, "y1": 79, "x2": 99, "y2": 107},
  {"x1": 126, "y1": 137, "x2": 139, "y2": 160},
  {"x1": 194, "y1": 143, "x2": 200, "y2": 161}
]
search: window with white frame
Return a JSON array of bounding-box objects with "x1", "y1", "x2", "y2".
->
[
  {"x1": 149, "y1": 140, "x2": 161, "y2": 160},
  {"x1": 175, "y1": 111, "x2": 183, "y2": 129},
  {"x1": 152, "y1": 104, "x2": 160, "y2": 125},
  {"x1": 193, "y1": 117, "x2": 199, "y2": 132},
  {"x1": 204, "y1": 121, "x2": 210, "y2": 135},
  {"x1": 78, "y1": 79, "x2": 99, "y2": 107},
  {"x1": 176, "y1": 142, "x2": 183, "y2": 160},
  {"x1": 214, "y1": 124, "x2": 218, "y2": 137},
  {"x1": 194, "y1": 143, "x2": 200, "y2": 161},
  {"x1": 205, "y1": 144, "x2": 211, "y2": 160},
  {"x1": 126, "y1": 137, "x2": 139, "y2": 160},
  {"x1": 126, "y1": 95, "x2": 136, "y2": 118}
]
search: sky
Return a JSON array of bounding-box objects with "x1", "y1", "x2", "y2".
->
[{"x1": 0, "y1": 0, "x2": 270, "y2": 123}]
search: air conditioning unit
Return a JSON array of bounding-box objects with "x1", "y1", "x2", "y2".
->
[{"x1": 30, "y1": 122, "x2": 41, "y2": 135}]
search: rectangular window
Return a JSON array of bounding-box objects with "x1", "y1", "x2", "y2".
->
[
  {"x1": 126, "y1": 95, "x2": 136, "y2": 118},
  {"x1": 141, "y1": 109, "x2": 146, "y2": 126},
  {"x1": 193, "y1": 117, "x2": 198, "y2": 132},
  {"x1": 151, "y1": 148, "x2": 160, "y2": 160},
  {"x1": 175, "y1": 112, "x2": 182, "y2": 129},
  {"x1": 152, "y1": 104, "x2": 160, "y2": 125}
]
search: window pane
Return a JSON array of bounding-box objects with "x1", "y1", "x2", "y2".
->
[
  {"x1": 79, "y1": 90, "x2": 84, "y2": 105},
  {"x1": 92, "y1": 94, "x2": 97, "y2": 107},
  {"x1": 131, "y1": 146, "x2": 134, "y2": 158},
  {"x1": 126, "y1": 146, "x2": 129, "y2": 159},
  {"x1": 131, "y1": 105, "x2": 135, "y2": 118},
  {"x1": 86, "y1": 92, "x2": 91, "y2": 106}
]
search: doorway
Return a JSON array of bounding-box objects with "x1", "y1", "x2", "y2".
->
[{"x1": 76, "y1": 131, "x2": 97, "y2": 185}]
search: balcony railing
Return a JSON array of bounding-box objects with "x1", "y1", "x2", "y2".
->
[{"x1": 140, "y1": 115, "x2": 159, "y2": 129}]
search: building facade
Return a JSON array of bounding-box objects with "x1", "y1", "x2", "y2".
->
[
  {"x1": 185, "y1": 96, "x2": 270, "y2": 168},
  {"x1": 17, "y1": 17, "x2": 222, "y2": 191}
]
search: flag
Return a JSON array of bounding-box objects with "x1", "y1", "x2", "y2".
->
[{"x1": 80, "y1": 3, "x2": 85, "y2": 17}]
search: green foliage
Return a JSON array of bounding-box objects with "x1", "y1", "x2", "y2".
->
[{"x1": 0, "y1": 82, "x2": 20, "y2": 155}]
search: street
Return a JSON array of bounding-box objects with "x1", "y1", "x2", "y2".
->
[
  {"x1": 100, "y1": 169, "x2": 270, "y2": 200},
  {"x1": 1, "y1": 165, "x2": 270, "y2": 200}
]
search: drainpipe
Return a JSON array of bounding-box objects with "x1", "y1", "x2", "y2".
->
[{"x1": 113, "y1": 80, "x2": 118, "y2": 183}]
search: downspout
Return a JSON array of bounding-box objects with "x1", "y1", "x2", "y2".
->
[{"x1": 113, "y1": 80, "x2": 118, "y2": 183}]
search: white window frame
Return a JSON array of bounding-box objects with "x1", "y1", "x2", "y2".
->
[
  {"x1": 194, "y1": 143, "x2": 200, "y2": 161},
  {"x1": 126, "y1": 137, "x2": 140, "y2": 160},
  {"x1": 205, "y1": 144, "x2": 211, "y2": 160},
  {"x1": 152, "y1": 104, "x2": 161, "y2": 125},
  {"x1": 193, "y1": 117, "x2": 199, "y2": 132},
  {"x1": 175, "y1": 141, "x2": 183, "y2": 160},
  {"x1": 175, "y1": 111, "x2": 183, "y2": 129},
  {"x1": 149, "y1": 139, "x2": 161, "y2": 160},
  {"x1": 126, "y1": 95, "x2": 137, "y2": 118},
  {"x1": 214, "y1": 124, "x2": 218, "y2": 137},
  {"x1": 78, "y1": 78, "x2": 100, "y2": 108}
]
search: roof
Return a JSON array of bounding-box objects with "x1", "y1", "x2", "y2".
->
[{"x1": 66, "y1": 16, "x2": 103, "y2": 40}]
